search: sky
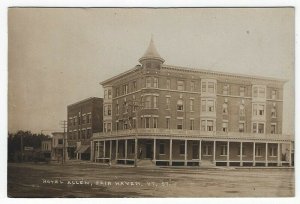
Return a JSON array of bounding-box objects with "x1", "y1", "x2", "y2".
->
[{"x1": 8, "y1": 8, "x2": 294, "y2": 135}]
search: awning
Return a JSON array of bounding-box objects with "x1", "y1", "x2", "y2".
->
[{"x1": 75, "y1": 145, "x2": 90, "y2": 154}]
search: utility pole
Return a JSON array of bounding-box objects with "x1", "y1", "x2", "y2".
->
[{"x1": 60, "y1": 120, "x2": 67, "y2": 164}]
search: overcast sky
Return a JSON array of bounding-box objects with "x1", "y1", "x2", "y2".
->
[{"x1": 8, "y1": 8, "x2": 294, "y2": 135}]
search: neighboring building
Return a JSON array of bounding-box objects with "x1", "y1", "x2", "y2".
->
[
  {"x1": 67, "y1": 97, "x2": 103, "y2": 160},
  {"x1": 52, "y1": 132, "x2": 65, "y2": 162},
  {"x1": 41, "y1": 139, "x2": 52, "y2": 159},
  {"x1": 91, "y1": 38, "x2": 294, "y2": 167}
]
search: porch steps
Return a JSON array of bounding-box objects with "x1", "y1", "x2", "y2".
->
[
  {"x1": 137, "y1": 159, "x2": 156, "y2": 167},
  {"x1": 200, "y1": 160, "x2": 216, "y2": 168}
]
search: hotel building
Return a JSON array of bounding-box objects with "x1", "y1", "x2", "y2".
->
[{"x1": 91, "y1": 38, "x2": 293, "y2": 167}]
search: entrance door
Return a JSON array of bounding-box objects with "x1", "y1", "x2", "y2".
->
[
  {"x1": 192, "y1": 144, "x2": 198, "y2": 159},
  {"x1": 146, "y1": 143, "x2": 152, "y2": 159}
]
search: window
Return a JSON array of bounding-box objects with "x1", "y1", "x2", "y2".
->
[
  {"x1": 153, "y1": 77, "x2": 158, "y2": 88},
  {"x1": 221, "y1": 145, "x2": 227, "y2": 156},
  {"x1": 255, "y1": 146, "x2": 262, "y2": 157},
  {"x1": 253, "y1": 104, "x2": 265, "y2": 116},
  {"x1": 190, "y1": 99, "x2": 194, "y2": 111},
  {"x1": 177, "y1": 99, "x2": 184, "y2": 111},
  {"x1": 107, "y1": 123, "x2": 111, "y2": 132},
  {"x1": 124, "y1": 98, "x2": 128, "y2": 113},
  {"x1": 239, "y1": 123, "x2": 245, "y2": 133},
  {"x1": 204, "y1": 144, "x2": 212, "y2": 156},
  {"x1": 180, "y1": 141, "x2": 185, "y2": 154},
  {"x1": 271, "y1": 103, "x2": 277, "y2": 118},
  {"x1": 201, "y1": 82, "x2": 206, "y2": 93},
  {"x1": 177, "y1": 80, "x2": 184, "y2": 91},
  {"x1": 166, "y1": 118, "x2": 170, "y2": 129},
  {"x1": 271, "y1": 124, "x2": 276, "y2": 134},
  {"x1": 190, "y1": 119, "x2": 194, "y2": 130},
  {"x1": 177, "y1": 119, "x2": 183, "y2": 129},
  {"x1": 223, "y1": 85, "x2": 229, "y2": 95},
  {"x1": 253, "y1": 122, "x2": 265, "y2": 133},
  {"x1": 222, "y1": 102, "x2": 228, "y2": 114},
  {"x1": 269, "y1": 146, "x2": 277, "y2": 156},
  {"x1": 108, "y1": 90, "x2": 112, "y2": 99},
  {"x1": 153, "y1": 96, "x2": 158, "y2": 108},
  {"x1": 222, "y1": 122, "x2": 228, "y2": 132},
  {"x1": 116, "y1": 121, "x2": 119, "y2": 130},
  {"x1": 208, "y1": 82, "x2": 215, "y2": 93},
  {"x1": 82, "y1": 115, "x2": 86, "y2": 124},
  {"x1": 116, "y1": 103, "x2": 119, "y2": 115},
  {"x1": 201, "y1": 120, "x2": 206, "y2": 131},
  {"x1": 153, "y1": 118, "x2": 158, "y2": 128},
  {"x1": 253, "y1": 86, "x2": 266, "y2": 98},
  {"x1": 240, "y1": 86, "x2": 245, "y2": 97},
  {"x1": 191, "y1": 81, "x2": 195, "y2": 92},
  {"x1": 130, "y1": 118, "x2": 136, "y2": 129},
  {"x1": 104, "y1": 90, "x2": 108, "y2": 99},
  {"x1": 145, "y1": 96, "x2": 151, "y2": 109},
  {"x1": 123, "y1": 84, "x2": 128, "y2": 94},
  {"x1": 58, "y1": 139, "x2": 63, "y2": 145},
  {"x1": 87, "y1": 129, "x2": 91, "y2": 138},
  {"x1": 239, "y1": 104, "x2": 245, "y2": 116},
  {"x1": 104, "y1": 122, "x2": 107, "y2": 132},
  {"x1": 116, "y1": 88, "x2": 120, "y2": 97},
  {"x1": 166, "y1": 97, "x2": 170, "y2": 109},
  {"x1": 159, "y1": 143, "x2": 165, "y2": 154},
  {"x1": 271, "y1": 90, "x2": 277, "y2": 100},
  {"x1": 132, "y1": 81, "x2": 137, "y2": 91},
  {"x1": 207, "y1": 120, "x2": 214, "y2": 131},
  {"x1": 145, "y1": 117, "x2": 150, "y2": 128},
  {"x1": 166, "y1": 79, "x2": 171, "y2": 89},
  {"x1": 146, "y1": 77, "x2": 151, "y2": 88},
  {"x1": 199, "y1": 99, "x2": 215, "y2": 112},
  {"x1": 82, "y1": 130, "x2": 86, "y2": 139},
  {"x1": 201, "y1": 100, "x2": 206, "y2": 112},
  {"x1": 107, "y1": 105, "x2": 112, "y2": 116},
  {"x1": 207, "y1": 100, "x2": 214, "y2": 112},
  {"x1": 124, "y1": 121, "x2": 128, "y2": 129},
  {"x1": 87, "y1": 114, "x2": 92, "y2": 123}
]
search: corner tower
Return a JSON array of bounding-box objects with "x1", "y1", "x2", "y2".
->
[{"x1": 139, "y1": 37, "x2": 165, "y2": 70}]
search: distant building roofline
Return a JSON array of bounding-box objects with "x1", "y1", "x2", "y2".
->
[
  {"x1": 67, "y1": 97, "x2": 103, "y2": 108},
  {"x1": 100, "y1": 64, "x2": 287, "y2": 86}
]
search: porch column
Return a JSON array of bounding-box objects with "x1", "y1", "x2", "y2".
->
[
  {"x1": 116, "y1": 140, "x2": 118, "y2": 161},
  {"x1": 227, "y1": 141, "x2": 230, "y2": 167},
  {"x1": 253, "y1": 142, "x2": 256, "y2": 166},
  {"x1": 103, "y1": 140, "x2": 106, "y2": 159},
  {"x1": 289, "y1": 142, "x2": 292, "y2": 167},
  {"x1": 199, "y1": 140, "x2": 202, "y2": 162},
  {"x1": 184, "y1": 139, "x2": 187, "y2": 166},
  {"x1": 125, "y1": 139, "x2": 128, "y2": 164},
  {"x1": 153, "y1": 139, "x2": 156, "y2": 162},
  {"x1": 90, "y1": 140, "x2": 94, "y2": 162},
  {"x1": 265, "y1": 143, "x2": 268, "y2": 167},
  {"x1": 277, "y1": 143, "x2": 281, "y2": 167},
  {"x1": 109, "y1": 140, "x2": 112, "y2": 165},
  {"x1": 97, "y1": 141, "x2": 100, "y2": 162},
  {"x1": 213, "y1": 140, "x2": 216, "y2": 164},
  {"x1": 240, "y1": 142, "x2": 243, "y2": 166},
  {"x1": 169, "y1": 139, "x2": 173, "y2": 166},
  {"x1": 134, "y1": 138, "x2": 138, "y2": 167}
]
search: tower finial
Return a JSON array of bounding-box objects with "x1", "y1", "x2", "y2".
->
[{"x1": 139, "y1": 36, "x2": 164, "y2": 63}]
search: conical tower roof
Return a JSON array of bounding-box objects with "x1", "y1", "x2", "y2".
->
[{"x1": 139, "y1": 37, "x2": 165, "y2": 63}]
